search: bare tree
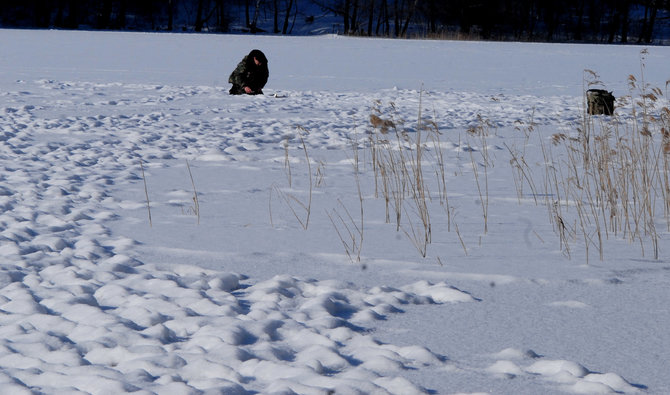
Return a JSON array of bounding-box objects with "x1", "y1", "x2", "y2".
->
[
  {"x1": 367, "y1": 0, "x2": 374, "y2": 35},
  {"x1": 281, "y1": 0, "x2": 294, "y2": 33},
  {"x1": 168, "y1": 0, "x2": 174, "y2": 30},
  {"x1": 195, "y1": 0, "x2": 204, "y2": 31},
  {"x1": 639, "y1": 0, "x2": 660, "y2": 43},
  {"x1": 344, "y1": 0, "x2": 351, "y2": 33},
  {"x1": 608, "y1": 0, "x2": 631, "y2": 43},
  {"x1": 97, "y1": 0, "x2": 113, "y2": 28},
  {"x1": 399, "y1": 0, "x2": 417, "y2": 37}
]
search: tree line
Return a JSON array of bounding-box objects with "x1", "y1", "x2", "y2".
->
[
  {"x1": 1, "y1": 0, "x2": 668, "y2": 43},
  {"x1": 331, "y1": 0, "x2": 669, "y2": 43}
]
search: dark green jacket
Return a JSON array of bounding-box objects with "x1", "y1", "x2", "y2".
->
[{"x1": 228, "y1": 55, "x2": 269, "y2": 95}]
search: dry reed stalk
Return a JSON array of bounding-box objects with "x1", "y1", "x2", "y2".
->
[
  {"x1": 429, "y1": 125, "x2": 447, "y2": 198},
  {"x1": 315, "y1": 160, "x2": 326, "y2": 188},
  {"x1": 375, "y1": 121, "x2": 408, "y2": 231},
  {"x1": 328, "y1": 138, "x2": 364, "y2": 264},
  {"x1": 505, "y1": 142, "x2": 539, "y2": 204},
  {"x1": 454, "y1": 222, "x2": 468, "y2": 256},
  {"x1": 467, "y1": 122, "x2": 490, "y2": 235},
  {"x1": 140, "y1": 160, "x2": 152, "y2": 227},
  {"x1": 269, "y1": 128, "x2": 314, "y2": 230},
  {"x1": 552, "y1": 201, "x2": 572, "y2": 259},
  {"x1": 283, "y1": 136, "x2": 292, "y2": 187},
  {"x1": 427, "y1": 119, "x2": 452, "y2": 231},
  {"x1": 186, "y1": 159, "x2": 200, "y2": 225},
  {"x1": 405, "y1": 91, "x2": 432, "y2": 254},
  {"x1": 298, "y1": 129, "x2": 313, "y2": 229},
  {"x1": 327, "y1": 198, "x2": 363, "y2": 264}
]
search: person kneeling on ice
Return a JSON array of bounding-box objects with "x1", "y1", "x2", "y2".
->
[{"x1": 228, "y1": 49, "x2": 268, "y2": 95}]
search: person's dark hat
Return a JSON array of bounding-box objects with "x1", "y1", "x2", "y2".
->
[{"x1": 248, "y1": 49, "x2": 267, "y2": 64}]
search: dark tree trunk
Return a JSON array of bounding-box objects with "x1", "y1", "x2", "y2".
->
[
  {"x1": 195, "y1": 0, "x2": 204, "y2": 31},
  {"x1": 344, "y1": 0, "x2": 350, "y2": 33},
  {"x1": 116, "y1": 0, "x2": 126, "y2": 29},
  {"x1": 644, "y1": 2, "x2": 658, "y2": 43},
  {"x1": 399, "y1": 0, "x2": 417, "y2": 37},
  {"x1": 98, "y1": 0, "x2": 113, "y2": 29},
  {"x1": 351, "y1": 0, "x2": 359, "y2": 33},
  {"x1": 394, "y1": 0, "x2": 404, "y2": 36},
  {"x1": 574, "y1": 0, "x2": 585, "y2": 40},
  {"x1": 639, "y1": 0, "x2": 659, "y2": 43},
  {"x1": 64, "y1": 0, "x2": 79, "y2": 29},
  {"x1": 607, "y1": 0, "x2": 631, "y2": 43},
  {"x1": 250, "y1": 0, "x2": 262, "y2": 32},
  {"x1": 544, "y1": 2, "x2": 559, "y2": 41},
  {"x1": 375, "y1": 0, "x2": 389, "y2": 35},
  {"x1": 367, "y1": 0, "x2": 374, "y2": 35},
  {"x1": 35, "y1": 0, "x2": 52, "y2": 27},
  {"x1": 273, "y1": 0, "x2": 279, "y2": 32},
  {"x1": 167, "y1": 0, "x2": 174, "y2": 30},
  {"x1": 282, "y1": 0, "x2": 293, "y2": 33},
  {"x1": 620, "y1": 0, "x2": 630, "y2": 43}
]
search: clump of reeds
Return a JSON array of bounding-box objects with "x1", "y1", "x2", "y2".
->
[
  {"x1": 327, "y1": 137, "x2": 364, "y2": 264},
  {"x1": 365, "y1": 93, "x2": 446, "y2": 258},
  {"x1": 539, "y1": 49, "x2": 669, "y2": 262},
  {"x1": 270, "y1": 127, "x2": 315, "y2": 230},
  {"x1": 466, "y1": 115, "x2": 494, "y2": 234}
]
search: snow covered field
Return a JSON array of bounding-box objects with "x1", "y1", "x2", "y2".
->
[{"x1": 1, "y1": 28, "x2": 670, "y2": 394}]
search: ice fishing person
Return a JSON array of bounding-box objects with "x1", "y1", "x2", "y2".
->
[{"x1": 228, "y1": 49, "x2": 269, "y2": 95}]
